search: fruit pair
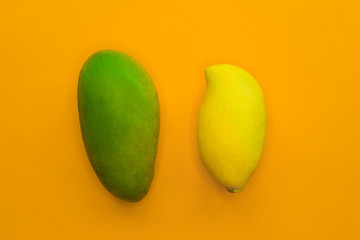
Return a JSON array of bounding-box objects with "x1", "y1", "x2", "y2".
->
[{"x1": 78, "y1": 50, "x2": 267, "y2": 202}]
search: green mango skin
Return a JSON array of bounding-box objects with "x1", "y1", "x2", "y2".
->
[{"x1": 78, "y1": 50, "x2": 160, "y2": 202}]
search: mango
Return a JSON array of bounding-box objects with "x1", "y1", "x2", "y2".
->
[
  {"x1": 197, "y1": 64, "x2": 266, "y2": 193},
  {"x1": 78, "y1": 50, "x2": 160, "y2": 202}
]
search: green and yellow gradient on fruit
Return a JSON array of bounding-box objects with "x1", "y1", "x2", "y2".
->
[
  {"x1": 197, "y1": 64, "x2": 267, "y2": 193},
  {"x1": 78, "y1": 50, "x2": 160, "y2": 202}
]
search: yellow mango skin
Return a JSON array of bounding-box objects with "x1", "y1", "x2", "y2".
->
[{"x1": 197, "y1": 64, "x2": 267, "y2": 193}]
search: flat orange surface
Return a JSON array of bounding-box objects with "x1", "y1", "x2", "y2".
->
[{"x1": 1, "y1": 1, "x2": 359, "y2": 239}]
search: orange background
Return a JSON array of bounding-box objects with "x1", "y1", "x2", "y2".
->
[{"x1": 1, "y1": 0, "x2": 359, "y2": 239}]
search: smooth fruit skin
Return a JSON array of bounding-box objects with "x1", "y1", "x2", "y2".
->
[
  {"x1": 78, "y1": 50, "x2": 160, "y2": 202},
  {"x1": 197, "y1": 64, "x2": 266, "y2": 193}
]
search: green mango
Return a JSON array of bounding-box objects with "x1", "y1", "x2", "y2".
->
[{"x1": 78, "y1": 50, "x2": 160, "y2": 202}]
